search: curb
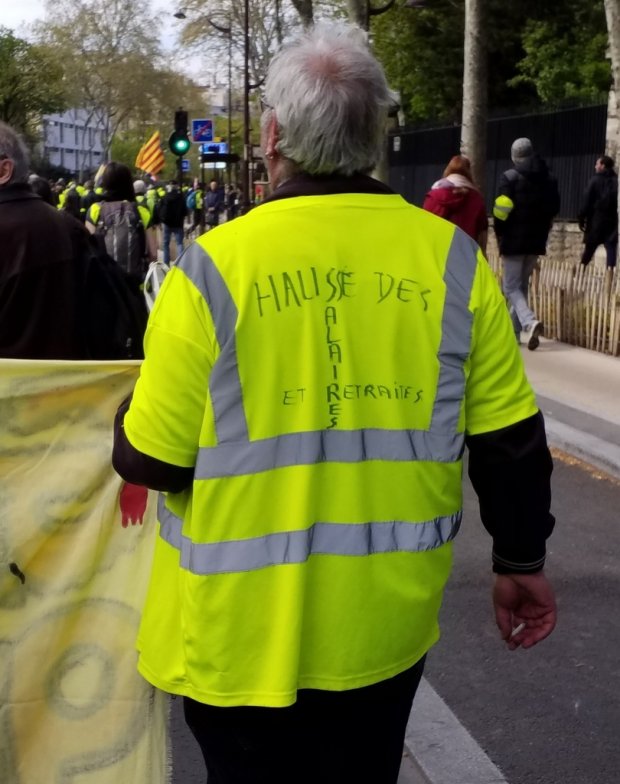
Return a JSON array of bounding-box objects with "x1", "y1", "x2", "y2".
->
[
  {"x1": 403, "y1": 679, "x2": 508, "y2": 784},
  {"x1": 543, "y1": 416, "x2": 620, "y2": 480}
]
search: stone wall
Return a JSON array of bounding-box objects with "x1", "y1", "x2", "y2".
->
[{"x1": 487, "y1": 221, "x2": 610, "y2": 270}]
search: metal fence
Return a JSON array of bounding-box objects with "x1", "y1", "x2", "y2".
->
[
  {"x1": 388, "y1": 104, "x2": 608, "y2": 219},
  {"x1": 485, "y1": 250, "x2": 620, "y2": 356}
]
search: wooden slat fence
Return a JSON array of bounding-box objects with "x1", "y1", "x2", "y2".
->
[{"x1": 487, "y1": 252, "x2": 620, "y2": 356}]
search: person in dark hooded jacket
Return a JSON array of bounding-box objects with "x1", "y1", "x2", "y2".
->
[
  {"x1": 578, "y1": 155, "x2": 617, "y2": 269},
  {"x1": 423, "y1": 154, "x2": 488, "y2": 251},
  {"x1": 492, "y1": 138, "x2": 560, "y2": 350}
]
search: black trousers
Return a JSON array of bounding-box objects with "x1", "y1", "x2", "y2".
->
[
  {"x1": 581, "y1": 239, "x2": 617, "y2": 268},
  {"x1": 183, "y1": 656, "x2": 426, "y2": 784}
]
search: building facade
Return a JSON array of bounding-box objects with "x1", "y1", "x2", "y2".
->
[{"x1": 41, "y1": 109, "x2": 106, "y2": 176}]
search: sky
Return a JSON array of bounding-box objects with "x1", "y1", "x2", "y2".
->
[
  {"x1": 2, "y1": 0, "x2": 47, "y2": 35},
  {"x1": 3, "y1": 0, "x2": 184, "y2": 57},
  {"x1": 3, "y1": 0, "x2": 212, "y2": 80}
]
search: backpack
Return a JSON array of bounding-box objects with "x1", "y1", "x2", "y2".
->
[
  {"x1": 95, "y1": 201, "x2": 146, "y2": 277},
  {"x1": 186, "y1": 190, "x2": 197, "y2": 210},
  {"x1": 80, "y1": 238, "x2": 149, "y2": 360}
]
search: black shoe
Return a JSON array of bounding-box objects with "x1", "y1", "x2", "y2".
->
[{"x1": 527, "y1": 321, "x2": 544, "y2": 351}]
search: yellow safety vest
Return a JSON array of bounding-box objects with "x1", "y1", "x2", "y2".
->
[{"x1": 125, "y1": 193, "x2": 537, "y2": 707}]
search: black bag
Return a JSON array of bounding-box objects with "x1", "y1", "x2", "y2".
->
[
  {"x1": 95, "y1": 201, "x2": 146, "y2": 277},
  {"x1": 80, "y1": 237, "x2": 148, "y2": 360}
]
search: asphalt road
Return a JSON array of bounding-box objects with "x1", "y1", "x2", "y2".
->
[
  {"x1": 424, "y1": 450, "x2": 620, "y2": 784},
  {"x1": 170, "y1": 449, "x2": 620, "y2": 784}
]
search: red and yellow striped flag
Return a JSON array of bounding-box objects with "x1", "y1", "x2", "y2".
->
[{"x1": 135, "y1": 131, "x2": 165, "y2": 176}]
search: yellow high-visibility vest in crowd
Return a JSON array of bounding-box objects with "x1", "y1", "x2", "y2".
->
[{"x1": 124, "y1": 192, "x2": 537, "y2": 708}]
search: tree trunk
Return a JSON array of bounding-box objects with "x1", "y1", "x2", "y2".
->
[
  {"x1": 346, "y1": 0, "x2": 368, "y2": 29},
  {"x1": 604, "y1": 0, "x2": 620, "y2": 246},
  {"x1": 605, "y1": 0, "x2": 620, "y2": 161},
  {"x1": 461, "y1": 0, "x2": 487, "y2": 197},
  {"x1": 290, "y1": 0, "x2": 313, "y2": 26}
]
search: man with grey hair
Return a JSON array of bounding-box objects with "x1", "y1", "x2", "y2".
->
[
  {"x1": 114, "y1": 24, "x2": 556, "y2": 783},
  {"x1": 493, "y1": 137, "x2": 560, "y2": 350},
  {"x1": 0, "y1": 121, "x2": 95, "y2": 358}
]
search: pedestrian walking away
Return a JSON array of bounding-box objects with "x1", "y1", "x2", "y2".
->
[
  {"x1": 157, "y1": 180, "x2": 187, "y2": 264},
  {"x1": 493, "y1": 137, "x2": 560, "y2": 350},
  {"x1": 422, "y1": 154, "x2": 488, "y2": 252},
  {"x1": 0, "y1": 122, "x2": 93, "y2": 358},
  {"x1": 0, "y1": 122, "x2": 147, "y2": 360},
  {"x1": 113, "y1": 22, "x2": 557, "y2": 784},
  {"x1": 85, "y1": 162, "x2": 155, "y2": 280},
  {"x1": 578, "y1": 154, "x2": 618, "y2": 269}
]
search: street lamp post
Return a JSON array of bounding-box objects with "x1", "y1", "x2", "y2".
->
[
  {"x1": 175, "y1": 2, "x2": 255, "y2": 213},
  {"x1": 242, "y1": 0, "x2": 251, "y2": 213},
  {"x1": 174, "y1": 9, "x2": 234, "y2": 188},
  {"x1": 202, "y1": 16, "x2": 234, "y2": 188}
]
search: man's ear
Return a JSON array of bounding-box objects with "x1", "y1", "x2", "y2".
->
[
  {"x1": 0, "y1": 158, "x2": 14, "y2": 186},
  {"x1": 265, "y1": 112, "x2": 280, "y2": 160}
]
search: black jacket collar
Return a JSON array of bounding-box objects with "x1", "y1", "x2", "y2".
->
[
  {"x1": 261, "y1": 172, "x2": 395, "y2": 205},
  {"x1": 0, "y1": 183, "x2": 41, "y2": 205}
]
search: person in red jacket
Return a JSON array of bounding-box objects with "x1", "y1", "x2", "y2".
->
[{"x1": 423, "y1": 155, "x2": 488, "y2": 252}]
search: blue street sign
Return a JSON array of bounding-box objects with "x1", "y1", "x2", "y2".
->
[
  {"x1": 191, "y1": 119, "x2": 213, "y2": 143},
  {"x1": 181, "y1": 159, "x2": 190, "y2": 171},
  {"x1": 199, "y1": 141, "x2": 228, "y2": 155}
]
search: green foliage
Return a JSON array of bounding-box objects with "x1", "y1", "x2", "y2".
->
[
  {"x1": 0, "y1": 27, "x2": 66, "y2": 137},
  {"x1": 110, "y1": 131, "x2": 143, "y2": 171},
  {"x1": 371, "y1": 0, "x2": 610, "y2": 125},
  {"x1": 371, "y1": 1, "x2": 465, "y2": 123},
  {"x1": 510, "y1": 6, "x2": 610, "y2": 104}
]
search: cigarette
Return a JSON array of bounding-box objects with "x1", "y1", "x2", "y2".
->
[{"x1": 510, "y1": 622, "x2": 526, "y2": 638}]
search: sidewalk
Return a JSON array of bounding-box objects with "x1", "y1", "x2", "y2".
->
[
  {"x1": 520, "y1": 338, "x2": 620, "y2": 478},
  {"x1": 400, "y1": 338, "x2": 620, "y2": 784}
]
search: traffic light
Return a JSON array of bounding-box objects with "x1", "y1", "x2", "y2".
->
[{"x1": 169, "y1": 109, "x2": 191, "y2": 156}]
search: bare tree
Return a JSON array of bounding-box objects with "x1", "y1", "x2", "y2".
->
[
  {"x1": 290, "y1": 0, "x2": 314, "y2": 26},
  {"x1": 38, "y1": 0, "x2": 172, "y2": 157}
]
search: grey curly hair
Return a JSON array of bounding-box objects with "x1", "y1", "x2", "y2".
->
[{"x1": 263, "y1": 23, "x2": 393, "y2": 177}]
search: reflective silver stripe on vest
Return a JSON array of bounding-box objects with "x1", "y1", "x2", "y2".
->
[
  {"x1": 196, "y1": 428, "x2": 463, "y2": 477},
  {"x1": 180, "y1": 243, "x2": 249, "y2": 442},
  {"x1": 430, "y1": 229, "x2": 477, "y2": 432},
  {"x1": 179, "y1": 226, "x2": 477, "y2": 478},
  {"x1": 158, "y1": 495, "x2": 461, "y2": 575}
]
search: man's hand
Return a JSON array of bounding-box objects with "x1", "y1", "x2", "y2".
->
[{"x1": 493, "y1": 572, "x2": 556, "y2": 650}]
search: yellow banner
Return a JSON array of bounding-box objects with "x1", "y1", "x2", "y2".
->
[{"x1": 0, "y1": 360, "x2": 168, "y2": 784}]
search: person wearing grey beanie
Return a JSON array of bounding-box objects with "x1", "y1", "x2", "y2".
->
[
  {"x1": 511, "y1": 137, "x2": 534, "y2": 165},
  {"x1": 493, "y1": 137, "x2": 560, "y2": 350}
]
